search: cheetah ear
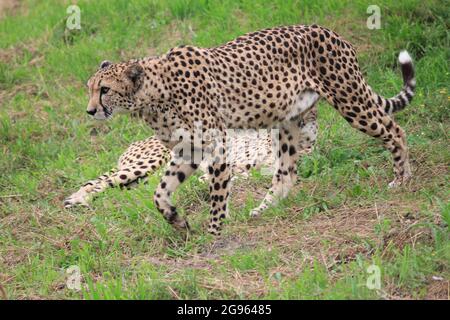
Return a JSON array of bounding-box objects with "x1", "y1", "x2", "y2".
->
[
  {"x1": 124, "y1": 63, "x2": 144, "y2": 85},
  {"x1": 99, "y1": 60, "x2": 112, "y2": 69}
]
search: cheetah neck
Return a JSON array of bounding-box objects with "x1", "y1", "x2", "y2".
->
[{"x1": 132, "y1": 57, "x2": 172, "y2": 111}]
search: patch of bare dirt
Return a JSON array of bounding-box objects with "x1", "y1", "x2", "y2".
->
[
  {"x1": 0, "y1": 0, "x2": 20, "y2": 18},
  {"x1": 425, "y1": 279, "x2": 449, "y2": 300},
  {"x1": 0, "y1": 39, "x2": 44, "y2": 68},
  {"x1": 384, "y1": 278, "x2": 450, "y2": 300},
  {"x1": 198, "y1": 270, "x2": 268, "y2": 297},
  {"x1": 145, "y1": 255, "x2": 212, "y2": 270},
  {"x1": 200, "y1": 233, "x2": 259, "y2": 259}
]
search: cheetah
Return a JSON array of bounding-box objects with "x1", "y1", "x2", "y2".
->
[{"x1": 82, "y1": 24, "x2": 415, "y2": 235}]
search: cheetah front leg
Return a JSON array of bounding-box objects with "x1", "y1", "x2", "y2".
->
[
  {"x1": 64, "y1": 168, "x2": 153, "y2": 208},
  {"x1": 64, "y1": 137, "x2": 170, "y2": 208},
  {"x1": 154, "y1": 161, "x2": 198, "y2": 230},
  {"x1": 206, "y1": 162, "x2": 232, "y2": 235},
  {"x1": 64, "y1": 171, "x2": 116, "y2": 208}
]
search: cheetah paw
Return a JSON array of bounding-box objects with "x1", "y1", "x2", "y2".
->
[
  {"x1": 172, "y1": 217, "x2": 191, "y2": 231},
  {"x1": 207, "y1": 227, "x2": 221, "y2": 236},
  {"x1": 388, "y1": 175, "x2": 411, "y2": 188},
  {"x1": 388, "y1": 179, "x2": 401, "y2": 188},
  {"x1": 249, "y1": 208, "x2": 262, "y2": 218},
  {"x1": 63, "y1": 191, "x2": 90, "y2": 208}
]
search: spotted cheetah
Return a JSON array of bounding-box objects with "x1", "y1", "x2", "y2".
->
[{"x1": 82, "y1": 24, "x2": 415, "y2": 235}]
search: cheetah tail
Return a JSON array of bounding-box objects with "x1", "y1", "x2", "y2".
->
[{"x1": 377, "y1": 50, "x2": 416, "y2": 115}]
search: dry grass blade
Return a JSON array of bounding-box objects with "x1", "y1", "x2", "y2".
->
[{"x1": 0, "y1": 284, "x2": 7, "y2": 300}]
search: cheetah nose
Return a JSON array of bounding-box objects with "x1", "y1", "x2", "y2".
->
[{"x1": 86, "y1": 109, "x2": 96, "y2": 116}]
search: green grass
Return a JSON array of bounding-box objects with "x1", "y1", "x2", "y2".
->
[{"x1": 0, "y1": 0, "x2": 449, "y2": 299}]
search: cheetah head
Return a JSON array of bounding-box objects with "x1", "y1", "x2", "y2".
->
[{"x1": 86, "y1": 60, "x2": 145, "y2": 120}]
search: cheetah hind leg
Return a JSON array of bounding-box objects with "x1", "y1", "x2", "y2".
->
[
  {"x1": 250, "y1": 110, "x2": 317, "y2": 218},
  {"x1": 249, "y1": 121, "x2": 302, "y2": 217},
  {"x1": 197, "y1": 130, "x2": 275, "y2": 184}
]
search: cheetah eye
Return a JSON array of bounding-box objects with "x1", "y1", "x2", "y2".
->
[{"x1": 100, "y1": 87, "x2": 110, "y2": 94}]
